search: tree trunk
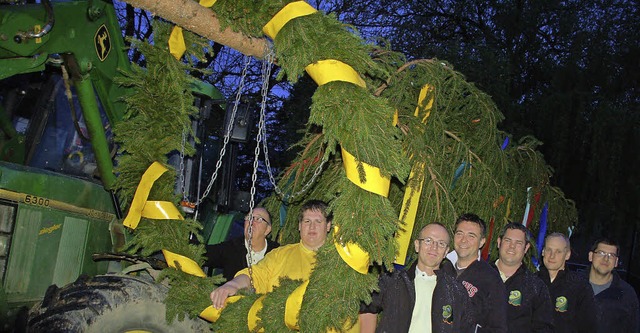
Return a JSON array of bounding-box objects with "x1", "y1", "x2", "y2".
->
[{"x1": 122, "y1": 0, "x2": 268, "y2": 58}]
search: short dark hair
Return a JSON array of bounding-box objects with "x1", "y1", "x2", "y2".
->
[
  {"x1": 590, "y1": 237, "x2": 619, "y2": 256},
  {"x1": 298, "y1": 199, "x2": 332, "y2": 222},
  {"x1": 455, "y1": 213, "x2": 486, "y2": 237},
  {"x1": 498, "y1": 222, "x2": 532, "y2": 243}
]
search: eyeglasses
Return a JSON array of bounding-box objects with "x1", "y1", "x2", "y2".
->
[
  {"x1": 244, "y1": 216, "x2": 270, "y2": 225},
  {"x1": 593, "y1": 250, "x2": 618, "y2": 260},
  {"x1": 417, "y1": 237, "x2": 449, "y2": 249}
]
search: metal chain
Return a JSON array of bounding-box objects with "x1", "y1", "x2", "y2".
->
[
  {"x1": 179, "y1": 130, "x2": 187, "y2": 202},
  {"x1": 194, "y1": 55, "x2": 252, "y2": 206},
  {"x1": 256, "y1": 48, "x2": 327, "y2": 201}
]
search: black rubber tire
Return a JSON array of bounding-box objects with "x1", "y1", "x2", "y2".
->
[{"x1": 27, "y1": 274, "x2": 210, "y2": 333}]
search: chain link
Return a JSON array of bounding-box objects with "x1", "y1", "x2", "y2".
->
[
  {"x1": 193, "y1": 55, "x2": 252, "y2": 206},
  {"x1": 256, "y1": 49, "x2": 326, "y2": 202}
]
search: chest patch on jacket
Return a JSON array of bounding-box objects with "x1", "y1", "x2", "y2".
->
[
  {"x1": 555, "y1": 296, "x2": 568, "y2": 312},
  {"x1": 509, "y1": 290, "x2": 522, "y2": 306},
  {"x1": 462, "y1": 280, "x2": 478, "y2": 297}
]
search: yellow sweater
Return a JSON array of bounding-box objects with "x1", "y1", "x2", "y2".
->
[{"x1": 235, "y1": 242, "x2": 359, "y2": 332}]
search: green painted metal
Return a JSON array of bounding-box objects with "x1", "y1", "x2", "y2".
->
[
  {"x1": 0, "y1": 0, "x2": 131, "y2": 123},
  {"x1": 0, "y1": 162, "x2": 116, "y2": 213},
  {"x1": 74, "y1": 78, "x2": 116, "y2": 189},
  {"x1": 3, "y1": 204, "x2": 111, "y2": 305},
  {"x1": 207, "y1": 213, "x2": 238, "y2": 246}
]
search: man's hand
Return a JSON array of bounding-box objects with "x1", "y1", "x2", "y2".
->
[
  {"x1": 210, "y1": 274, "x2": 251, "y2": 309},
  {"x1": 210, "y1": 284, "x2": 238, "y2": 309}
]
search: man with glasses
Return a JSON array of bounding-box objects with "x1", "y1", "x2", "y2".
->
[
  {"x1": 588, "y1": 238, "x2": 639, "y2": 333},
  {"x1": 491, "y1": 223, "x2": 553, "y2": 332},
  {"x1": 359, "y1": 222, "x2": 475, "y2": 332},
  {"x1": 441, "y1": 213, "x2": 508, "y2": 332},
  {"x1": 536, "y1": 232, "x2": 596, "y2": 333},
  {"x1": 204, "y1": 206, "x2": 279, "y2": 281},
  {"x1": 210, "y1": 199, "x2": 333, "y2": 309}
]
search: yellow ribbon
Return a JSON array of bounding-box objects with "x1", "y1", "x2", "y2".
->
[
  {"x1": 284, "y1": 280, "x2": 309, "y2": 330},
  {"x1": 123, "y1": 162, "x2": 183, "y2": 229},
  {"x1": 305, "y1": 59, "x2": 366, "y2": 88},
  {"x1": 505, "y1": 198, "x2": 512, "y2": 223},
  {"x1": 248, "y1": 295, "x2": 267, "y2": 332},
  {"x1": 199, "y1": 295, "x2": 242, "y2": 322},
  {"x1": 162, "y1": 249, "x2": 206, "y2": 277},
  {"x1": 394, "y1": 163, "x2": 426, "y2": 265},
  {"x1": 341, "y1": 148, "x2": 390, "y2": 197},
  {"x1": 262, "y1": 1, "x2": 317, "y2": 39},
  {"x1": 393, "y1": 85, "x2": 434, "y2": 265},
  {"x1": 168, "y1": 0, "x2": 217, "y2": 60},
  {"x1": 334, "y1": 226, "x2": 369, "y2": 274}
]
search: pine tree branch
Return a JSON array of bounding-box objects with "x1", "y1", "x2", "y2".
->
[{"x1": 122, "y1": 0, "x2": 268, "y2": 58}]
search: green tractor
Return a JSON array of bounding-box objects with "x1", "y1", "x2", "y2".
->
[{"x1": 0, "y1": 0, "x2": 247, "y2": 330}]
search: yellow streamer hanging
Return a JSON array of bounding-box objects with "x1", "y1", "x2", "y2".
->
[
  {"x1": 334, "y1": 226, "x2": 370, "y2": 274},
  {"x1": 393, "y1": 84, "x2": 435, "y2": 265},
  {"x1": 341, "y1": 148, "x2": 390, "y2": 197},
  {"x1": 263, "y1": 1, "x2": 317, "y2": 39},
  {"x1": 305, "y1": 59, "x2": 366, "y2": 88},
  {"x1": 123, "y1": 162, "x2": 183, "y2": 229},
  {"x1": 162, "y1": 249, "x2": 206, "y2": 277},
  {"x1": 248, "y1": 295, "x2": 267, "y2": 332},
  {"x1": 199, "y1": 295, "x2": 242, "y2": 322},
  {"x1": 284, "y1": 280, "x2": 309, "y2": 330},
  {"x1": 394, "y1": 163, "x2": 426, "y2": 265}
]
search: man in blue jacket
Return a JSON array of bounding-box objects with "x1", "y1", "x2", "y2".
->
[
  {"x1": 588, "y1": 237, "x2": 639, "y2": 333},
  {"x1": 492, "y1": 222, "x2": 553, "y2": 332},
  {"x1": 359, "y1": 222, "x2": 475, "y2": 333}
]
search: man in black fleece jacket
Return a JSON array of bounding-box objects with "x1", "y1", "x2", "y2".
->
[
  {"x1": 536, "y1": 232, "x2": 596, "y2": 333},
  {"x1": 492, "y1": 222, "x2": 553, "y2": 332},
  {"x1": 359, "y1": 223, "x2": 475, "y2": 333},
  {"x1": 441, "y1": 213, "x2": 508, "y2": 333},
  {"x1": 588, "y1": 238, "x2": 639, "y2": 333}
]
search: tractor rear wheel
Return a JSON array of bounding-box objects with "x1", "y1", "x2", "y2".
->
[{"x1": 27, "y1": 274, "x2": 209, "y2": 333}]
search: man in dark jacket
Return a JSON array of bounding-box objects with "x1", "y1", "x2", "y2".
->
[
  {"x1": 588, "y1": 238, "x2": 639, "y2": 333},
  {"x1": 536, "y1": 232, "x2": 596, "y2": 333},
  {"x1": 204, "y1": 207, "x2": 279, "y2": 281},
  {"x1": 359, "y1": 223, "x2": 475, "y2": 333},
  {"x1": 440, "y1": 213, "x2": 508, "y2": 332},
  {"x1": 492, "y1": 223, "x2": 553, "y2": 332}
]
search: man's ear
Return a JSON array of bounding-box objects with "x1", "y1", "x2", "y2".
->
[
  {"x1": 479, "y1": 237, "x2": 487, "y2": 249},
  {"x1": 588, "y1": 251, "x2": 593, "y2": 263},
  {"x1": 265, "y1": 224, "x2": 272, "y2": 236},
  {"x1": 325, "y1": 221, "x2": 332, "y2": 233},
  {"x1": 524, "y1": 242, "x2": 531, "y2": 253},
  {"x1": 414, "y1": 239, "x2": 420, "y2": 253},
  {"x1": 564, "y1": 249, "x2": 571, "y2": 261}
]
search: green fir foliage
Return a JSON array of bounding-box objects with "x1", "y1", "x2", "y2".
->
[
  {"x1": 161, "y1": 269, "x2": 225, "y2": 322},
  {"x1": 260, "y1": 279, "x2": 303, "y2": 332},
  {"x1": 212, "y1": 292, "x2": 261, "y2": 332}
]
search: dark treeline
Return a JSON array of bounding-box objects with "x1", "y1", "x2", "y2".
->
[{"x1": 328, "y1": 0, "x2": 639, "y2": 277}]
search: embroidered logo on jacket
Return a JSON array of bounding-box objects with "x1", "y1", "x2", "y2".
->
[
  {"x1": 442, "y1": 305, "x2": 453, "y2": 324},
  {"x1": 555, "y1": 296, "x2": 568, "y2": 312},
  {"x1": 462, "y1": 280, "x2": 478, "y2": 297},
  {"x1": 508, "y1": 290, "x2": 522, "y2": 306}
]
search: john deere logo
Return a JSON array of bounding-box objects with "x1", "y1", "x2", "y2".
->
[
  {"x1": 94, "y1": 24, "x2": 111, "y2": 62},
  {"x1": 508, "y1": 290, "x2": 522, "y2": 306},
  {"x1": 555, "y1": 296, "x2": 568, "y2": 312},
  {"x1": 442, "y1": 304, "x2": 453, "y2": 324}
]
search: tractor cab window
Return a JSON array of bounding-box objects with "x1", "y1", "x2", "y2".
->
[{"x1": 0, "y1": 73, "x2": 110, "y2": 182}]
